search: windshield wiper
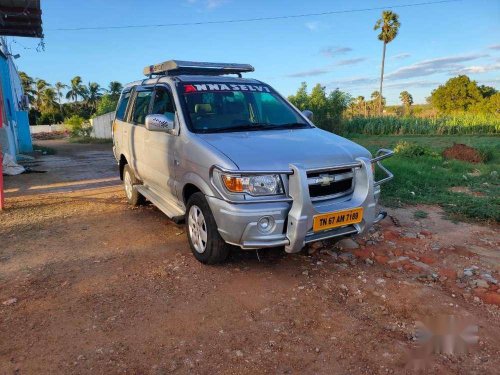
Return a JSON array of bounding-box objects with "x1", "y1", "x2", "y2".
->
[
  {"x1": 201, "y1": 123, "x2": 273, "y2": 133},
  {"x1": 277, "y1": 123, "x2": 310, "y2": 129},
  {"x1": 203, "y1": 124, "x2": 259, "y2": 133}
]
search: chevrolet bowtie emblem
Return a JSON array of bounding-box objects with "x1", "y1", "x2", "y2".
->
[{"x1": 316, "y1": 174, "x2": 335, "y2": 186}]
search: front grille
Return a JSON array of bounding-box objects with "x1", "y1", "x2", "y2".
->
[{"x1": 307, "y1": 167, "x2": 354, "y2": 200}]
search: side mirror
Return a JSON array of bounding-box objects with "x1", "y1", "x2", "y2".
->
[
  {"x1": 145, "y1": 114, "x2": 174, "y2": 132},
  {"x1": 302, "y1": 110, "x2": 313, "y2": 121}
]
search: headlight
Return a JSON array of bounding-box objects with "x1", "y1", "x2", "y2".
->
[{"x1": 221, "y1": 174, "x2": 284, "y2": 196}]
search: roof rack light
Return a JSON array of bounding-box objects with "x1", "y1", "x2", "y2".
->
[{"x1": 143, "y1": 60, "x2": 254, "y2": 77}]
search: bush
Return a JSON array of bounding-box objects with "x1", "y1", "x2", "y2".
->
[
  {"x1": 288, "y1": 83, "x2": 351, "y2": 133},
  {"x1": 477, "y1": 147, "x2": 495, "y2": 163},
  {"x1": 95, "y1": 94, "x2": 118, "y2": 116},
  {"x1": 36, "y1": 111, "x2": 63, "y2": 125},
  {"x1": 394, "y1": 141, "x2": 438, "y2": 158},
  {"x1": 64, "y1": 115, "x2": 92, "y2": 138}
]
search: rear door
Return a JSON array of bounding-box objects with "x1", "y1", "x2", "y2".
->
[
  {"x1": 142, "y1": 84, "x2": 178, "y2": 200},
  {"x1": 126, "y1": 87, "x2": 153, "y2": 180},
  {"x1": 112, "y1": 88, "x2": 132, "y2": 160}
]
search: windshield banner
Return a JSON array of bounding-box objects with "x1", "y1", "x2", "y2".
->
[{"x1": 184, "y1": 83, "x2": 271, "y2": 94}]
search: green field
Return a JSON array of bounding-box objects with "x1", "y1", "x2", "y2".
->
[
  {"x1": 349, "y1": 134, "x2": 500, "y2": 222},
  {"x1": 340, "y1": 115, "x2": 500, "y2": 136}
]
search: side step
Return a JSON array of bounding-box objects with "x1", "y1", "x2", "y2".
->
[{"x1": 136, "y1": 185, "x2": 185, "y2": 219}]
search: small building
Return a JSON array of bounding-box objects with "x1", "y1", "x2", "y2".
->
[
  {"x1": 0, "y1": 37, "x2": 32, "y2": 160},
  {"x1": 0, "y1": 0, "x2": 43, "y2": 208}
]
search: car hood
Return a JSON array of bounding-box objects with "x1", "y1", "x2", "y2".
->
[{"x1": 196, "y1": 128, "x2": 371, "y2": 171}]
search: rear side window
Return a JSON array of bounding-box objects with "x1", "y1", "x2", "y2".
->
[
  {"x1": 131, "y1": 91, "x2": 153, "y2": 125},
  {"x1": 115, "y1": 92, "x2": 131, "y2": 121}
]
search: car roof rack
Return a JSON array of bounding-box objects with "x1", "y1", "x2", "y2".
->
[{"x1": 143, "y1": 60, "x2": 254, "y2": 78}]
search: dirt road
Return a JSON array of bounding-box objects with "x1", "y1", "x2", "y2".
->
[{"x1": 1, "y1": 140, "x2": 499, "y2": 374}]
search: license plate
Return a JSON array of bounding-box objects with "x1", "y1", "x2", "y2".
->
[{"x1": 313, "y1": 207, "x2": 363, "y2": 232}]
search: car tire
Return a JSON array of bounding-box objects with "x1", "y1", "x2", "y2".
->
[
  {"x1": 186, "y1": 192, "x2": 229, "y2": 264},
  {"x1": 123, "y1": 164, "x2": 145, "y2": 206}
]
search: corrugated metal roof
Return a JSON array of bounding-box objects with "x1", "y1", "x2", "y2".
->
[{"x1": 0, "y1": 0, "x2": 43, "y2": 38}]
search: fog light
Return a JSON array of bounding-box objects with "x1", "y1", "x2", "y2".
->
[{"x1": 257, "y1": 216, "x2": 274, "y2": 233}]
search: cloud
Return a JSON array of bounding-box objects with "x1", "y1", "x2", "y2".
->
[
  {"x1": 455, "y1": 63, "x2": 500, "y2": 74},
  {"x1": 384, "y1": 80, "x2": 441, "y2": 90},
  {"x1": 336, "y1": 57, "x2": 366, "y2": 66},
  {"x1": 286, "y1": 57, "x2": 366, "y2": 77},
  {"x1": 488, "y1": 44, "x2": 500, "y2": 50},
  {"x1": 392, "y1": 53, "x2": 411, "y2": 60},
  {"x1": 186, "y1": 0, "x2": 227, "y2": 9},
  {"x1": 481, "y1": 78, "x2": 500, "y2": 87},
  {"x1": 206, "y1": 0, "x2": 227, "y2": 9},
  {"x1": 327, "y1": 77, "x2": 378, "y2": 88},
  {"x1": 305, "y1": 21, "x2": 320, "y2": 31},
  {"x1": 286, "y1": 67, "x2": 332, "y2": 78},
  {"x1": 386, "y1": 54, "x2": 489, "y2": 80},
  {"x1": 321, "y1": 46, "x2": 352, "y2": 58},
  {"x1": 326, "y1": 77, "x2": 441, "y2": 91}
]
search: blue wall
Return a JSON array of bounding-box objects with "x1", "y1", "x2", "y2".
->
[
  {"x1": 15, "y1": 111, "x2": 32, "y2": 152},
  {"x1": 0, "y1": 54, "x2": 32, "y2": 154}
]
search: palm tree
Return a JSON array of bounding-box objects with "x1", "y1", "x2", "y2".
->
[
  {"x1": 348, "y1": 98, "x2": 357, "y2": 117},
  {"x1": 66, "y1": 76, "x2": 85, "y2": 102},
  {"x1": 19, "y1": 72, "x2": 36, "y2": 106},
  {"x1": 54, "y1": 82, "x2": 68, "y2": 113},
  {"x1": 108, "y1": 81, "x2": 123, "y2": 100},
  {"x1": 399, "y1": 91, "x2": 413, "y2": 115},
  {"x1": 39, "y1": 87, "x2": 58, "y2": 113},
  {"x1": 35, "y1": 79, "x2": 50, "y2": 111},
  {"x1": 374, "y1": 10, "x2": 401, "y2": 115},
  {"x1": 39, "y1": 87, "x2": 59, "y2": 124},
  {"x1": 355, "y1": 96, "x2": 367, "y2": 116},
  {"x1": 87, "y1": 82, "x2": 103, "y2": 112}
]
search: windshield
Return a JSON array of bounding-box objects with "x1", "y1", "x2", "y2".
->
[{"x1": 181, "y1": 82, "x2": 310, "y2": 133}]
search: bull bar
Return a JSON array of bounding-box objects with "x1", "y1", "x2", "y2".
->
[{"x1": 208, "y1": 149, "x2": 394, "y2": 251}]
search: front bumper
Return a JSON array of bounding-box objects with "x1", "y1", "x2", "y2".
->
[{"x1": 207, "y1": 149, "x2": 394, "y2": 251}]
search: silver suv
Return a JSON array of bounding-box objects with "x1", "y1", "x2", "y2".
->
[{"x1": 112, "y1": 60, "x2": 393, "y2": 264}]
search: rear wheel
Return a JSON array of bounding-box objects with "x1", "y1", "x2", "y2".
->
[
  {"x1": 186, "y1": 192, "x2": 229, "y2": 264},
  {"x1": 123, "y1": 164, "x2": 144, "y2": 206}
]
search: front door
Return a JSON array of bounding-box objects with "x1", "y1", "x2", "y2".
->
[{"x1": 142, "y1": 84, "x2": 178, "y2": 200}]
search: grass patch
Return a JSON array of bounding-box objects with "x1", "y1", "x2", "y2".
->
[
  {"x1": 349, "y1": 135, "x2": 500, "y2": 222},
  {"x1": 414, "y1": 210, "x2": 428, "y2": 219},
  {"x1": 68, "y1": 137, "x2": 112, "y2": 144},
  {"x1": 32, "y1": 144, "x2": 56, "y2": 155}
]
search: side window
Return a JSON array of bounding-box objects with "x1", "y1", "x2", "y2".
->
[
  {"x1": 131, "y1": 90, "x2": 153, "y2": 125},
  {"x1": 115, "y1": 91, "x2": 131, "y2": 121},
  {"x1": 151, "y1": 86, "x2": 175, "y2": 121}
]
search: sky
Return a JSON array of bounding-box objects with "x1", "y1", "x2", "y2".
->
[{"x1": 5, "y1": 0, "x2": 500, "y2": 105}]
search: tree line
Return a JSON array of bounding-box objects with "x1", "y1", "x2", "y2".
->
[
  {"x1": 288, "y1": 75, "x2": 499, "y2": 133},
  {"x1": 19, "y1": 72, "x2": 123, "y2": 125}
]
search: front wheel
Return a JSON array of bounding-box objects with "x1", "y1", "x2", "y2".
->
[{"x1": 186, "y1": 192, "x2": 229, "y2": 264}]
